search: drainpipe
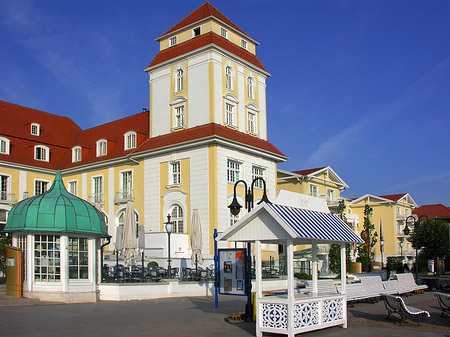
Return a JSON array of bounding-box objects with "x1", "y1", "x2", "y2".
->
[{"x1": 100, "y1": 236, "x2": 111, "y2": 282}]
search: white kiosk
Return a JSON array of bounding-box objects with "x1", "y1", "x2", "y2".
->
[{"x1": 217, "y1": 201, "x2": 362, "y2": 337}]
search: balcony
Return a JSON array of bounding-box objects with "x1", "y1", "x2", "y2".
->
[
  {"x1": 0, "y1": 192, "x2": 16, "y2": 205},
  {"x1": 88, "y1": 193, "x2": 104, "y2": 206},
  {"x1": 318, "y1": 194, "x2": 341, "y2": 207},
  {"x1": 114, "y1": 189, "x2": 134, "y2": 204}
]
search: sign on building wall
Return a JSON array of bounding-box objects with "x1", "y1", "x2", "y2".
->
[{"x1": 218, "y1": 248, "x2": 246, "y2": 296}]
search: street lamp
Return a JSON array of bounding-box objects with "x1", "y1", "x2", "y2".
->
[
  {"x1": 380, "y1": 236, "x2": 384, "y2": 269},
  {"x1": 228, "y1": 177, "x2": 270, "y2": 322},
  {"x1": 165, "y1": 214, "x2": 173, "y2": 279},
  {"x1": 403, "y1": 215, "x2": 430, "y2": 280}
]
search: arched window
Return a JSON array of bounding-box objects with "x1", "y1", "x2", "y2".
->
[
  {"x1": 170, "y1": 205, "x2": 184, "y2": 233},
  {"x1": 124, "y1": 131, "x2": 137, "y2": 150},
  {"x1": 96, "y1": 139, "x2": 107, "y2": 157},
  {"x1": 225, "y1": 66, "x2": 233, "y2": 90},
  {"x1": 72, "y1": 146, "x2": 82, "y2": 162},
  {"x1": 176, "y1": 69, "x2": 183, "y2": 93},
  {"x1": 34, "y1": 145, "x2": 49, "y2": 162},
  {"x1": 247, "y1": 77, "x2": 254, "y2": 100}
]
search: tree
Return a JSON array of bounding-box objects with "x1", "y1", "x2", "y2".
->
[
  {"x1": 408, "y1": 219, "x2": 450, "y2": 274},
  {"x1": 356, "y1": 205, "x2": 378, "y2": 272},
  {"x1": 329, "y1": 200, "x2": 352, "y2": 274},
  {"x1": 0, "y1": 234, "x2": 12, "y2": 275}
]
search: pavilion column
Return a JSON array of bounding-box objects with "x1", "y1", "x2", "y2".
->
[
  {"x1": 255, "y1": 240, "x2": 262, "y2": 337},
  {"x1": 340, "y1": 242, "x2": 347, "y2": 294},
  {"x1": 60, "y1": 236, "x2": 68, "y2": 293},
  {"x1": 312, "y1": 241, "x2": 318, "y2": 294},
  {"x1": 286, "y1": 239, "x2": 294, "y2": 336},
  {"x1": 26, "y1": 234, "x2": 33, "y2": 293}
]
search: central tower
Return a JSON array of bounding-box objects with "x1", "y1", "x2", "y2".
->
[{"x1": 145, "y1": 2, "x2": 270, "y2": 140}]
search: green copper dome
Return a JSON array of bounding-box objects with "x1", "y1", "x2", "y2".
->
[{"x1": 4, "y1": 170, "x2": 108, "y2": 237}]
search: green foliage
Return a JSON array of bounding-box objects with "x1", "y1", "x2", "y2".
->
[
  {"x1": 295, "y1": 272, "x2": 312, "y2": 280},
  {"x1": 0, "y1": 234, "x2": 12, "y2": 274},
  {"x1": 329, "y1": 200, "x2": 352, "y2": 274},
  {"x1": 408, "y1": 219, "x2": 450, "y2": 261},
  {"x1": 386, "y1": 256, "x2": 403, "y2": 272},
  {"x1": 356, "y1": 205, "x2": 378, "y2": 272}
]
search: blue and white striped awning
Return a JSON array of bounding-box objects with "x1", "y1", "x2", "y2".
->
[{"x1": 268, "y1": 203, "x2": 363, "y2": 243}]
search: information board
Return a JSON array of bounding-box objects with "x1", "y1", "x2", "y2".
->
[{"x1": 218, "y1": 248, "x2": 246, "y2": 296}]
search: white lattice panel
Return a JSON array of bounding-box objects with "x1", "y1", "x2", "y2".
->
[
  {"x1": 294, "y1": 302, "x2": 319, "y2": 328},
  {"x1": 261, "y1": 303, "x2": 288, "y2": 329},
  {"x1": 322, "y1": 298, "x2": 344, "y2": 323}
]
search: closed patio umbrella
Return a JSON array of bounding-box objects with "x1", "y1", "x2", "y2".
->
[
  {"x1": 190, "y1": 209, "x2": 203, "y2": 274},
  {"x1": 123, "y1": 200, "x2": 137, "y2": 265}
]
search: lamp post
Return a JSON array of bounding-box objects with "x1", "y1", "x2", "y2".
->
[
  {"x1": 165, "y1": 214, "x2": 173, "y2": 279},
  {"x1": 403, "y1": 215, "x2": 430, "y2": 280},
  {"x1": 228, "y1": 177, "x2": 270, "y2": 322},
  {"x1": 380, "y1": 236, "x2": 384, "y2": 269},
  {"x1": 400, "y1": 238, "x2": 404, "y2": 260}
]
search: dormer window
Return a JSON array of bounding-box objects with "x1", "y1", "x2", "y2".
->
[
  {"x1": 169, "y1": 36, "x2": 177, "y2": 47},
  {"x1": 96, "y1": 139, "x2": 107, "y2": 157},
  {"x1": 72, "y1": 146, "x2": 82, "y2": 162},
  {"x1": 241, "y1": 39, "x2": 248, "y2": 50},
  {"x1": 34, "y1": 145, "x2": 49, "y2": 162},
  {"x1": 31, "y1": 123, "x2": 40, "y2": 136},
  {"x1": 125, "y1": 131, "x2": 137, "y2": 150},
  {"x1": 220, "y1": 27, "x2": 228, "y2": 39},
  {"x1": 0, "y1": 137, "x2": 10, "y2": 155},
  {"x1": 193, "y1": 26, "x2": 201, "y2": 37}
]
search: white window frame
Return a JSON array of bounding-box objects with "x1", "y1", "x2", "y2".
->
[
  {"x1": 0, "y1": 137, "x2": 10, "y2": 155},
  {"x1": 247, "y1": 110, "x2": 257, "y2": 135},
  {"x1": 120, "y1": 170, "x2": 133, "y2": 199},
  {"x1": 68, "y1": 180, "x2": 78, "y2": 196},
  {"x1": 173, "y1": 104, "x2": 185, "y2": 129},
  {"x1": 124, "y1": 131, "x2": 137, "y2": 150},
  {"x1": 220, "y1": 27, "x2": 228, "y2": 39},
  {"x1": 0, "y1": 174, "x2": 10, "y2": 201},
  {"x1": 92, "y1": 175, "x2": 103, "y2": 203},
  {"x1": 227, "y1": 159, "x2": 241, "y2": 183},
  {"x1": 225, "y1": 102, "x2": 235, "y2": 127},
  {"x1": 96, "y1": 139, "x2": 107, "y2": 157},
  {"x1": 34, "y1": 234, "x2": 60, "y2": 282},
  {"x1": 192, "y1": 26, "x2": 201, "y2": 37},
  {"x1": 169, "y1": 36, "x2": 177, "y2": 47},
  {"x1": 72, "y1": 146, "x2": 82, "y2": 162},
  {"x1": 252, "y1": 166, "x2": 265, "y2": 189},
  {"x1": 247, "y1": 76, "x2": 255, "y2": 100},
  {"x1": 169, "y1": 161, "x2": 181, "y2": 186},
  {"x1": 241, "y1": 39, "x2": 248, "y2": 50},
  {"x1": 31, "y1": 123, "x2": 40, "y2": 136},
  {"x1": 225, "y1": 66, "x2": 233, "y2": 91},
  {"x1": 68, "y1": 237, "x2": 89, "y2": 280},
  {"x1": 327, "y1": 189, "x2": 335, "y2": 203},
  {"x1": 175, "y1": 68, "x2": 184, "y2": 93},
  {"x1": 34, "y1": 179, "x2": 49, "y2": 196},
  {"x1": 169, "y1": 204, "x2": 184, "y2": 233},
  {"x1": 34, "y1": 145, "x2": 49, "y2": 162},
  {"x1": 309, "y1": 184, "x2": 318, "y2": 197}
]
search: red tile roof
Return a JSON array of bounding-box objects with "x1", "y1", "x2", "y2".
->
[
  {"x1": 413, "y1": 204, "x2": 450, "y2": 219},
  {"x1": 131, "y1": 123, "x2": 286, "y2": 159},
  {"x1": 292, "y1": 167, "x2": 326, "y2": 176},
  {"x1": 379, "y1": 194, "x2": 407, "y2": 202},
  {"x1": 147, "y1": 32, "x2": 267, "y2": 73},
  {"x1": 158, "y1": 2, "x2": 252, "y2": 41}
]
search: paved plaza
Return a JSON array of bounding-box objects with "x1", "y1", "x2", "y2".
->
[{"x1": 0, "y1": 284, "x2": 449, "y2": 337}]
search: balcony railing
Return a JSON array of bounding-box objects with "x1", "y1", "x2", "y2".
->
[
  {"x1": 318, "y1": 194, "x2": 341, "y2": 206},
  {"x1": 114, "y1": 189, "x2": 134, "y2": 204},
  {"x1": 88, "y1": 193, "x2": 104, "y2": 206},
  {"x1": 0, "y1": 192, "x2": 16, "y2": 205}
]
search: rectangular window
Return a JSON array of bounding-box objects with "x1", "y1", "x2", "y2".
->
[
  {"x1": 0, "y1": 175, "x2": 8, "y2": 201},
  {"x1": 121, "y1": 171, "x2": 132, "y2": 199},
  {"x1": 18, "y1": 235, "x2": 27, "y2": 281},
  {"x1": 35, "y1": 180, "x2": 48, "y2": 196},
  {"x1": 230, "y1": 213, "x2": 239, "y2": 227},
  {"x1": 72, "y1": 147, "x2": 81, "y2": 162},
  {"x1": 227, "y1": 160, "x2": 240, "y2": 183},
  {"x1": 248, "y1": 112, "x2": 256, "y2": 134},
  {"x1": 34, "y1": 235, "x2": 60, "y2": 282},
  {"x1": 35, "y1": 146, "x2": 48, "y2": 161},
  {"x1": 97, "y1": 140, "x2": 107, "y2": 157},
  {"x1": 169, "y1": 36, "x2": 177, "y2": 46},
  {"x1": 309, "y1": 184, "x2": 318, "y2": 197},
  {"x1": 241, "y1": 39, "x2": 248, "y2": 50},
  {"x1": 68, "y1": 181, "x2": 77, "y2": 195},
  {"x1": 220, "y1": 27, "x2": 228, "y2": 39},
  {"x1": 225, "y1": 103, "x2": 234, "y2": 126},
  {"x1": 68, "y1": 238, "x2": 89, "y2": 280},
  {"x1": 171, "y1": 161, "x2": 181, "y2": 185},
  {"x1": 252, "y1": 166, "x2": 264, "y2": 188},
  {"x1": 174, "y1": 105, "x2": 185, "y2": 128},
  {"x1": 327, "y1": 189, "x2": 335, "y2": 203},
  {"x1": 0, "y1": 138, "x2": 8, "y2": 154},
  {"x1": 125, "y1": 132, "x2": 136, "y2": 150},
  {"x1": 93, "y1": 176, "x2": 103, "y2": 203},
  {"x1": 31, "y1": 123, "x2": 40, "y2": 136},
  {"x1": 193, "y1": 27, "x2": 201, "y2": 37}
]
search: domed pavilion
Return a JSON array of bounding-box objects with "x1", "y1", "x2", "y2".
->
[{"x1": 4, "y1": 170, "x2": 109, "y2": 302}]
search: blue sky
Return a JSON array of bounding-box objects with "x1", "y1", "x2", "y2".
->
[{"x1": 1, "y1": 0, "x2": 449, "y2": 206}]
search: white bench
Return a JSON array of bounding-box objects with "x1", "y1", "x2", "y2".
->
[
  {"x1": 302, "y1": 279, "x2": 338, "y2": 294},
  {"x1": 382, "y1": 294, "x2": 430, "y2": 325},
  {"x1": 382, "y1": 279, "x2": 412, "y2": 295},
  {"x1": 434, "y1": 291, "x2": 450, "y2": 317},
  {"x1": 395, "y1": 273, "x2": 427, "y2": 292}
]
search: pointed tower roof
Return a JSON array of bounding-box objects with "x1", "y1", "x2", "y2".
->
[
  {"x1": 4, "y1": 170, "x2": 108, "y2": 237},
  {"x1": 157, "y1": 2, "x2": 254, "y2": 43}
]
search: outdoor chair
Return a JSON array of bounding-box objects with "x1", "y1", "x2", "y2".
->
[
  {"x1": 148, "y1": 269, "x2": 161, "y2": 282},
  {"x1": 169, "y1": 267, "x2": 179, "y2": 279},
  {"x1": 434, "y1": 291, "x2": 450, "y2": 317},
  {"x1": 381, "y1": 294, "x2": 430, "y2": 325},
  {"x1": 383, "y1": 279, "x2": 412, "y2": 295},
  {"x1": 395, "y1": 273, "x2": 427, "y2": 293}
]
